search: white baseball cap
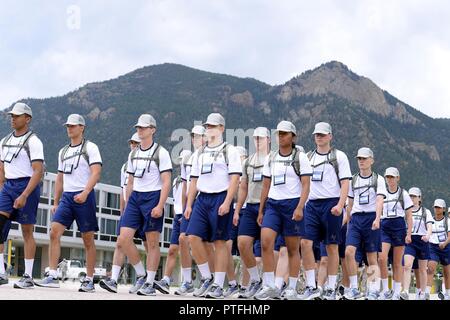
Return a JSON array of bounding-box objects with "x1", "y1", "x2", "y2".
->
[
  {"x1": 128, "y1": 133, "x2": 141, "y2": 143},
  {"x1": 236, "y1": 146, "x2": 248, "y2": 158},
  {"x1": 408, "y1": 187, "x2": 422, "y2": 197},
  {"x1": 253, "y1": 127, "x2": 270, "y2": 138},
  {"x1": 434, "y1": 199, "x2": 446, "y2": 208},
  {"x1": 178, "y1": 149, "x2": 192, "y2": 160},
  {"x1": 312, "y1": 122, "x2": 332, "y2": 135},
  {"x1": 356, "y1": 147, "x2": 374, "y2": 158},
  {"x1": 203, "y1": 113, "x2": 225, "y2": 126},
  {"x1": 275, "y1": 121, "x2": 296, "y2": 136},
  {"x1": 134, "y1": 114, "x2": 157, "y2": 128},
  {"x1": 64, "y1": 114, "x2": 85, "y2": 126},
  {"x1": 191, "y1": 125, "x2": 206, "y2": 136},
  {"x1": 8, "y1": 102, "x2": 33, "y2": 117},
  {"x1": 384, "y1": 167, "x2": 400, "y2": 177}
]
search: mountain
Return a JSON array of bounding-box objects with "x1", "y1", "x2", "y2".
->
[{"x1": 1, "y1": 61, "x2": 449, "y2": 206}]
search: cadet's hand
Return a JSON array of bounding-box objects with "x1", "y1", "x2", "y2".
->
[
  {"x1": 74, "y1": 192, "x2": 88, "y2": 204},
  {"x1": 372, "y1": 218, "x2": 380, "y2": 230},
  {"x1": 292, "y1": 208, "x2": 303, "y2": 221},
  {"x1": 151, "y1": 205, "x2": 164, "y2": 218},
  {"x1": 331, "y1": 205, "x2": 344, "y2": 217},
  {"x1": 13, "y1": 194, "x2": 28, "y2": 209}
]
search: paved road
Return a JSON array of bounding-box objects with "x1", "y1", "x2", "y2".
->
[{"x1": 0, "y1": 277, "x2": 441, "y2": 300}]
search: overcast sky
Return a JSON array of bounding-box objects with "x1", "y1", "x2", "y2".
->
[{"x1": 1, "y1": 0, "x2": 449, "y2": 118}]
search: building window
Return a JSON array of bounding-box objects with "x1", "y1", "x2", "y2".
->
[
  {"x1": 36, "y1": 208, "x2": 48, "y2": 227},
  {"x1": 40, "y1": 180, "x2": 50, "y2": 198},
  {"x1": 105, "y1": 192, "x2": 120, "y2": 209},
  {"x1": 101, "y1": 218, "x2": 118, "y2": 236},
  {"x1": 163, "y1": 227, "x2": 172, "y2": 243}
]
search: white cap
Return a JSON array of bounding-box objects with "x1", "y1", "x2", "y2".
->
[
  {"x1": 203, "y1": 113, "x2": 225, "y2": 126},
  {"x1": 275, "y1": 121, "x2": 296, "y2": 136},
  {"x1": 408, "y1": 187, "x2": 422, "y2": 197},
  {"x1": 312, "y1": 122, "x2": 332, "y2": 135},
  {"x1": 128, "y1": 133, "x2": 141, "y2": 143},
  {"x1": 134, "y1": 114, "x2": 156, "y2": 128},
  {"x1": 191, "y1": 125, "x2": 206, "y2": 135},
  {"x1": 434, "y1": 199, "x2": 446, "y2": 208},
  {"x1": 356, "y1": 147, "x2": 374, "y2": 158},
  {"x1": 236, "y1": 146, "x2": 248, "y2": 158},
  {"x1": 178, "y1": 149, "x2": 192, "y2": 160},
  {"x1": 64, "y1": 114, "x2": 85, "y2": 126},
  {"x1": 384, "y1": 167, "x2": 400, "y2": 177},
  {"x1": 8, "y1": 102, "x2": 33, "y2": 117},
  {"x1": 253, "y1": 127, "x2": 270, "y2": 138}
]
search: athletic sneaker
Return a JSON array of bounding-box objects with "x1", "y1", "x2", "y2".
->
[
  {"x1": 14, "y1": 274, "x2": 34, "y2": 289},
  {"x1": 35, "y1": 275, "x2": 60, "y2": 288},
  {"x1": 392, "y1": 293, "x2": 401, "y2": 300},
  {"x1": 223, "y1": 283, "x2": 239, "y2": 297},
  {"x1": 438, "y1": 291, "x2": 445, "y2": 300},
  {"x1": 153, "y1": 279, "x2": 170, "y2": 294},
  {"x1": 444, "y1": 294, "x2": 450, "y2": 301},
  {"x1": 322, "y1": 288, "x2": 337, "y2": 300},
  {"x1": 0, "y1": 273, "x2": 9, "y2": 285},
  {"x1": 337, "y1": 285, "x2": 345, "y2": 297},
  {"x1": 343, "y1": 288, "x2": 363, "y2": 300},
  {"x1": 193, "y1": 276, "x2": 214, "y2": 297},
  {"x1": 205, "y1": 284, "x2": 225, "y2": 299},
  {"x1": 129, "y1": 275, "x2": 146, "y2": 294},
  {"x1": 241, "y1": 279, "x2": 262, "y2": 299},
  {"x1": 273, "y1": 282, "x2": 287, "y2": 300},
  {"x1": 174, "y1": 281, "x2": 194, "y2": 295},
  {"x1": 399, "y1": 291, "x2": 409, "y2": 300},
  {"x1": 424, "y1": 292, "x2": 430, "y2": 300},
  {"x1": 379, "y1": 290, "x2": 394, "y2": 300},
  {"x1": 366, "y1": 290, "x2": 379, "y2": 300},
  {"x1": 79, "y1": 279, "x2": 95, "y2": 293},
  {"x1": 137, "y1": 282, "x2": 156, "y2": 296},
  {"x1": 254, "y1": 285, "x2": 279, "y2": 300},
  {"x1": 299, "y1": 286, "x2": 321, "y2": 300},
  {"x1": 283, "y1": 287, "x2": 299, "y2": 300},
  {"x1": 99, "y1": 278, "x2": 118, "y2": 293}
]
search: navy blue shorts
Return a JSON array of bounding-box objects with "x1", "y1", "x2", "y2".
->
[
  {"x1": 346, "y1": 212, "x2": 381, "y2": 253},
  {"x1": 117, "y1": 216, "x2": 146, "y2": 241},
  {"x1": 381, "y1": 217, "x2": 406, "y2": 247},
  {"x1": 429, "y1": 243, "x2": 450, "y2": 266},
  {"x1": 355, "y1": 245, "x2": 367, "y2": 265},
  {"x1": 229, "y1": 209, "x2": 241, "y2": 241},
  {"x1": 412, "y1": 257, "x2": 419, "y2": 270},
  {"x1": 0, "y1": 178, "x2": 40, "y2": 225},
  {"x1": 405, "y1": 235, "x2": 430, "y2": 260},
  {"x1": 339, "y1": 223, "x2": 347, "y2": 259},
  {"x1": 261, "y1": 198, "x2": 302, "y2": 237},
  {"x1": 275, "y1": 234, "x2": 286, "y2": 251},
  {"x1": 313, "y1": 241, "x2": 321, "y2": 262},
  {"x1": 304, "y1": 198, "x2": 342, "y2": 245},
  {"x1": 170, "y1": 214, "x2": 183, "y2": 245},
  {"x1": 180, "y1": 214, "x2": 190, "y2": 234},
  {"x1": 121, "y1": 190, "x2": 163, "y2": 233},
  {"x1": 254, "y1": 239, "x2": 261, "y2": 257},
  {"x1": 238, "y1": 203, "x2": 261, "y2": 239},
  {"x1": 320, "y1": 242, "x2": 328, "y2": 258},
  {"x1": 186, "y1": 191, "x2": 233, "y2": 242},
  {"x1": 53, "y1": 191, "x2": 98, "y2": 232},
  {"x1": 0, "y1": 219, "x2": 12, "y2": 243}
]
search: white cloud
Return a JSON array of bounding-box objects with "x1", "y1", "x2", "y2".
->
[{"x1": 1, "y1": 0, "x2": 450, "y2": 118}]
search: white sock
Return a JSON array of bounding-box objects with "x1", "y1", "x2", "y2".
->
[
  {"x1": 275, "y1": 276, "x2": 284, "y2": 289},
  {"x1": 163, "y1": 275, "x2": 171, "y2": 284},
  {"x1": 24, "y1": 259, "x2": 34, "y2": 277},
  {"x1": 328, "y1": 275, "x2": 337, "y2": 289},
  {"x1": 446, "y1": 289, "x2": 450, "y2": 296},
  {"x1": 288, "y1": 277, "x2": 297, "y2": 289},
  {"x1": 247, "y1": 266, "x2": 260, "y2": 282},
  {"x1": 350, "y1": 275, "x2": 358, "y2": 289},
  {"x1": 146, "y1": 271, "x2": 156, "y2": 284},
  {"x1": 85, "y1": 276, "x2": 93, "y2": 282},
  {"x1": 305, "y1": 269, "x2": 316, "y2": 288},
  {"x1": 214, "y1": 272, "x2": 226, "y2": 288},
  {"x1": 198, "y1": 262, "x2": 212, "y2": 279},
  {"x1": 425, "y1": 286, "x2": 431, "y2": 294},
  {"x1": 182, "y1": 267, "x2": 192, "y2": 283},
  {"x1": 394, "y1": 281, "x2": 401, "y2": 295},
  {"x1": 263, "y1": 272, "x2": 275, "y2": 287},
  {"x1": 381, "y1": 278, "x2": 389, "y2": 292},
  {"x1": 0, "y1": 254, "x2": 5, "y2": 274},
  {"x1": 111, "y1": 265, "x2": 121, "y2": 282},
  {"x1": 49, "y1": 269, "x2": 58, "y2": 278},
  {"x1": 228, "y1": 279, "x2": 237, "y2": 287},
  {"x1": 442, "y1": 283, "x2": 446, "y2": 291},
  {"x1": 133, "y1": 262, "x2": 146, "y2": 277}
]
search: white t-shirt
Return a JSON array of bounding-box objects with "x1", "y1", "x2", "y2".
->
[
  {"x1": 120, "y1": 162, "x2": 127, "y2": 199},
  {"x1": 57, "y1": 140, "x2": 102, "y2": 192},
  {"x1": 181, "y1": 149, "x2": 197, "y2": 194},
  {"x1": 173, "y1": 177, "x2": 184, "y2": 215},
  {"x1": 411, "y1": 206, "x2": 434, "y2": 236},
  {"x1": 0, "y1": 132, "x2": 44, "y2": 179},
  {"x1": 307, "y1": 149, "x2": 352, "y2": 200},
  {"x1": 348, "y1": 173, "x2": 387, "y2": 214},
  {"x1": 381, "y1": 188, "x2": 414, "y2": 219},
  {"x1": 126, "y1": 142, "x2": 172, "y2": 192},
  {"x1": 430, "y1": 216, "x2": 450, "y2": 244},
  {"x1": 262, "y1": 149, "x2": 313, "y2": 201},
  {"x1": 190, "y1": 142, "x2": 242, "y2": 193}
]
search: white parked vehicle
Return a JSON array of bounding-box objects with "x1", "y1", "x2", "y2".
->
[{"x1": 44, "y1": 260, "x2": 107, "y2": 283}]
